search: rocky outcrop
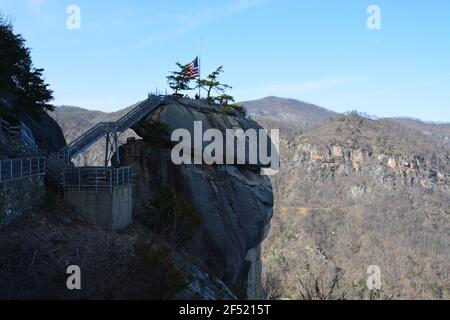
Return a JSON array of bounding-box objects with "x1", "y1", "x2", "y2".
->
[
  {"x1": 288, "y1": 142, "x2": 450, "y2": 194},
  {"x1": 20, "y1": 112, "x2": 66, "y2": 152},
  {"x1": 119, "y1": 97, "x2": 274, "y2": 298},
  {"x1": 0, "y1": 112, "x2": 66, "y2": 159},
  {"x1": 182, "y1": 265, "x2": 237, "y2": 300},
  {"x1": 263, "y1": 114, "x2": 450, "y2": 300}
]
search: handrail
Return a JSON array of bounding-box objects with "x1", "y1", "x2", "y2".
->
[
  {"x1": 63, "y1": 122, "x2": 112, "y2": 150},
  {"x1": 58, "y1": 95, "x2": 163, "y2": 161},
  {"x1": 0, "y1": 156, "x2": 46, "y2": 184},
  {"x1": 20, "y1": 122, "x2": 39, "y2": 154},
  {"x1": 63, "y1": 166, "x2": 132, "y2": 192}
]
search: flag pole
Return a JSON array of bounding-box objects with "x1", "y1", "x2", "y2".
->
[
  {"x1": 198, "y1": 56, "x2": 201, "y2": 99},
  {"x1": 198, "y1": 35, "x2": 202, "y2": 99}
]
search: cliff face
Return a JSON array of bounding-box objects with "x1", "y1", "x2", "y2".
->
[
  {"x1": 278, "y1": 142, "x2": 450, "y2": 201},
  {"x1": 1, "y1": 112, "x2": 66, "y2": 159},
  {"x1": 263, "y1": 114, "x2": 450, "y2": 300},
  {"x1": 20, "y1": 112, "x2": 67, "y2": 152},
  {"x1": 119, "y1": 98, "x2": 274, "y2": 298},
  {"x1": 275, "y1": 114, "x2": 450, "y2": 207}
]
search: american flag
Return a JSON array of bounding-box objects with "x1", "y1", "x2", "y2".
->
[{"x1": 185, "y1": 57, "x2": 200, "y2": 80}]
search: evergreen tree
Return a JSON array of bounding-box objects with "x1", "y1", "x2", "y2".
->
[
  {"x1": 167, "y1": 62, "x2": 193, "y2": 95},
  {"x1": 198, "y1": 66, "x2": 232, "y2": 104},
  {"x1": 214, "y1": 94, "x2": 235, "y2": 105},
  {"x1": 0, "y1": 16, "x2": 54, "y2": 122}
]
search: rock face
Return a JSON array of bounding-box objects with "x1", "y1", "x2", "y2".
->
[
  {"x1": 20, "y1": 112, "x2": 66, "y2": 152},
  {"x1": 119, "y1": 97, "x2": 274, "y2": 298},
  {"x1": 285, "y1": 142, "x2": 450, "y2": 195},
  {"x1": 1, "y1": 113, "x2": 66, "y2": 159},
  {"x1": 263, "y1": 113, "x2": 450, "y2": 300}
]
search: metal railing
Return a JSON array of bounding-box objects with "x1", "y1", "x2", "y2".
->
[
  {"x1": 0, "y1": 156, "x2": 46, "y2": 183},
  {"x1": 61, "y1": 122, "x2": 116, "y2": 159},
  {"x1": 63, "y1": 166, "x2": 133, "y2": 192},
  {"x1": 115, "y1": 95, "x2": 164, "y2": 132},
  {"x1": 59, "y1": 95, "x2": 164, "y2": 161},
  {"x1": 19, "y1": 122, "x2": 39, "y2": 154},
  {"x1": 0, "y1": 118, "x2": 9, "y2": 138},
  {"x1": 0, "y1": 118, "x2": 39, "y2": 154},
  {"x1": 0, "y1": 118, "x2": 20, "y2": 141},
  {"x1": 46, "y1": 153, "x2": 74, "y2": 186}
]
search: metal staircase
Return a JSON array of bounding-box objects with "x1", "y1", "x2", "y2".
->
[
  {"x1": 20, "y1": 122, "x2": 39, "y2": 155},
  {"x1": 0, "y1": 95, "x2": 165, "y2": 189},
  {"x1": 59, "y1": 95, "x2": 165, "y2": 161},
  {"x1": 43, "y1": 94, "x2": 165, "y2": 189},
  {"x1": 46, "y1": 153, "x2": 73, "y2": 186}
]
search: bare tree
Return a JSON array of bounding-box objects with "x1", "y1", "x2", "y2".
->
[
  {"x1": 296, "y1": 268, "x2": 348, "y2": 300},
  {"x1": 262, "y1": 270, "x2": 283, "y2": 300}
]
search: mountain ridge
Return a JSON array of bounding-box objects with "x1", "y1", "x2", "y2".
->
[{"x1": 53, "y1": 96, "x2": 450, "y2": 132}]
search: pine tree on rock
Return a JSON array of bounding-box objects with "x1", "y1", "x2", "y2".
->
[
  {"x1": 198, "y1": 66, "x2": 232, "y2": 104},
  {"x1": 167, "y1": 62, "x2": 193, "y2": 95}
]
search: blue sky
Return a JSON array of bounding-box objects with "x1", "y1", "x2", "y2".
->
[{"x1": 1, "y1": 0, "x2": 449, "y2": 121}]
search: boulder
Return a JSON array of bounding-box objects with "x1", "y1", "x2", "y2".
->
[
  {"x1": 132, "y1": 97, "x2": 277, "y2": 170},
  {"x1": 120, "y1": 98, "x2": 274, "y2": 298},
  {"x1": 20, "y1": 112, "x2": 66, "y2": 153}
]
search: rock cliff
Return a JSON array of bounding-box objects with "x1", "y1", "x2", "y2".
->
[
  {"x1": 118, "y1": 97, "x2": 274, "y2": 298},
  {"x1": 0, "y1": 112, "x2": 66, "y2": 159},
  {"x1": 263, "y1": 113, "x2": 450, "y2": 299},
  {"x1": 20, "y1": 112, "x2": 66, "y2": 152}
]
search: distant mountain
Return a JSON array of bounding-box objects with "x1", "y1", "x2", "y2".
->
[
  {"x1": 388, "y1": 117, "x2": 450, "y2": 148},
  {"x1": 50, "y1": 97, "x2": 450, "y2": 165},
  {"x1": 241, "y1": 96, "x2": 338, "y2": 136}
]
